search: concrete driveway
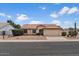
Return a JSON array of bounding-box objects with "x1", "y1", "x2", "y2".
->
[{"x1": 46, "y1": 36, "x2": 79, "y2": 42}]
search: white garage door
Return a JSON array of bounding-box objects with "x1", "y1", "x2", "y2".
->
[{"x1": 44, "y1": 29, "x2": 61, "y2": 36}]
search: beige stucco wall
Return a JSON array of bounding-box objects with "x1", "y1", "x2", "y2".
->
[
  {"x1": 44, "y1": 29, "x2": 62, "y2": 36},
  {"x1": 27, "y1": 30, "x2": 36, "y2": 35},
  {"x1": 27, "y1": 30, "x2": 32, "y2": 34}
]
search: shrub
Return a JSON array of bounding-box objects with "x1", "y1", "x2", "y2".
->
[
  {"x1": 12, "y1": 29, "x2": 24, "y2": 36},
  {"x1": 36, "y1": 33, "x2": 42, "y2": 35},
  {"x1": 36, "y1": 33, "x2": 40, "y2": 35},
  {"x1": 72, "y1": 31, "x2": 78, "y2": 36},
  {"x1": 36, "y1": 29, "x2": 43, "y2": 35},
  {"x1": 68, "y1": 31, "x2": 73, "y2": 36},
  {"x1": 61, "y1": 32, "x2": 66, "y2": 36},
  {"x1": 68, "y1": 31, "x2": 78, "y2": 37}
]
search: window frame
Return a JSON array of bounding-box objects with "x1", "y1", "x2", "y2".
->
[{"x1": 32, "y1": 29, "x2": 36, "y2": 33}]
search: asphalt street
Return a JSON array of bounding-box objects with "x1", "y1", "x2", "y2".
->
[{"x1": 0, "y1": 42, "x2": 79, "y2": 56}]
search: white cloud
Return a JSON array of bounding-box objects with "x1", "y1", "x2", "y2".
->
[
  {"x1": 50, "y1": 12, "x2": 58, "y2": 18},
  {"x1": 59, "y1": 7, "x2": 70, "y2": 15},
  {"x1": 50, "y1": 7, "x2": 70, "y2": 18},
  {"x1": 52, "y1": 20, "x2": 61, "y2": 25},
  {"x1": 16, "y1": 14, "x2": 29, "y2": 20},
  {"x1": 39, "y1": 7, "x2": 46, "y2": 10},
  {"x1": 59, "y1": 7, "x2": 79, "y2": 15},
  {"x1": 42, "y1": 7, "x2": 46, "y2": 10},
  {"x1": 0, "y1": 13, "x2": 6, "y2": 17},
  {"x1": 7, "y1": 15, "x2": 12, "y2": 19},
  {"x1": 29, "y1": 21, "x2": 43, "y2": 24},
  {"x1": 50, "y1": 7, "x2": 79, "y2": 19},
  {"x1": 68, "y1": 7, "x2": 79, "y2": 14},
  {"x1": 0, "y1": 13, "x2": 12, "y2": 19}
]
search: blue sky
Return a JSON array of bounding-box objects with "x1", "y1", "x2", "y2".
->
[{"x1": 0, "y1": 3, "x2": 79, "y2": 28}]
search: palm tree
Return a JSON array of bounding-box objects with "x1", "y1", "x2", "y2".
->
[
  {"x1": 74, "y1": 22, "x2": 78, "y2": 37},
  {"x1": 74, "y1": 22, "x2": 77, "y2": 32}
]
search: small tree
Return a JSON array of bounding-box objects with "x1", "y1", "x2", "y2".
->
[
  {"x1": 7, "y1": 20, "x2": 15, "y2": 27},
  {"x1": 14, "y1": 24, "x2": 21, "y2": 29},
  {"x1": 7, "y1": 20, "x2": 21, "y2": 29}
]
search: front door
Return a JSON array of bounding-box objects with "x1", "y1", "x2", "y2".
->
[{"x1": 39, "y1": 29, "x2": 43, "y2": 35}]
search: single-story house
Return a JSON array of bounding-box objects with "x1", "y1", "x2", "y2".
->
[
  {"x1": 0, "y1": 22, "x2": 14, "y2": 35},
  {"x1": 21, "y1": 24, "x2": 63, "y2": 36}
]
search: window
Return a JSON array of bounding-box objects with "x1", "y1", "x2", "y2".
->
[
  {"x1": 32, "y1": 29, "x2": 36, "y2": 33},
  {"x1": 24, "y1": 29, "x2": 27, "y2": 33}
]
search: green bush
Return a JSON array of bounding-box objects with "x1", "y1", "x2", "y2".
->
[
  {"x1": 36, "y1": 33, "x2": 40, "y2": 35},
  {"x1": 36, "y1": 29, "x2": 43, "y2": 35},
  {"x1": 61, "y1": 32, "x2": 66, "y2": 36},
  {"x1": 12, "y1": 29, "x2": 24, "y2": 36},
  {"x1": 68, "y1": 31, "x2": 73, "y2": 36},
  {"x1": 68, "y1": 31, "x2": 78, "y2": 37}
]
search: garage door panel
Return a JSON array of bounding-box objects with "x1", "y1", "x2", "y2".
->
[{"x1": 44, "y1": 29, "x2": 61, "y2": 36}]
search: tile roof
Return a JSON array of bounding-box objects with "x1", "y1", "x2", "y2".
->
[
  {"x1": 22, "y1": 24, "x2": 39, "y2": 29},
  {"x1": 22, "y1": 24, "x2": 62, "y2": 29}
]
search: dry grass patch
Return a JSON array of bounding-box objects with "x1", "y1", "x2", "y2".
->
[{"x1": 0, "y1": 35, "x2": 46, "y2": 40}]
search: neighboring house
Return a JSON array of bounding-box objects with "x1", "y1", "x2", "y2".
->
[
  {"x1": 22, "y1": 24, "x2": 63, "y2": 36},
  {"x1": 0, "y1": 22, "x2": 14, "y2": 35}
]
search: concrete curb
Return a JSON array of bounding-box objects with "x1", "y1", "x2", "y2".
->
[{"x1": 0, "y1": 39, "x2": 79, "y2": 42}]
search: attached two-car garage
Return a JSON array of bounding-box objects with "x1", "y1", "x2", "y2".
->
[{"x1": 43, "y1": 29, "x2": 62, "y2": 36}]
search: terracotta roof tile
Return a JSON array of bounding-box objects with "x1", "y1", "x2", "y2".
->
[{"x1": 21, "y1": 24, "x2": 62, "y2": 29}]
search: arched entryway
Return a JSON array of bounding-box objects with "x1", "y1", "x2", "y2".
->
[{"x1": 36, "y1": 25, "x2": 46, "y2": 35}]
